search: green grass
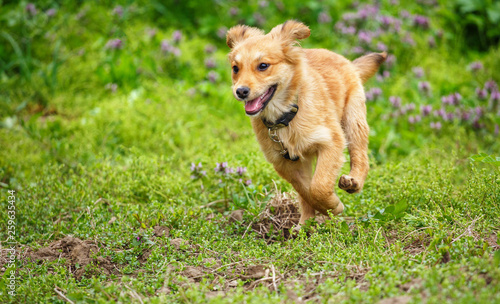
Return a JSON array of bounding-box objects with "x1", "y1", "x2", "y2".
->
[{"x1": 1, "y1": 0, "x2": 500, "y2": 303}]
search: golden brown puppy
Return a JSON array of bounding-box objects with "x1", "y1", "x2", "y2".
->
[{"x1": 226, "y1": 20, "x2": 386, "y2": 225}]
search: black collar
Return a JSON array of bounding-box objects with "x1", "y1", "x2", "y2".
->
[
  {"x1": 261, "y1": 104, "x2": 299, "y2": 131},
  {"x1": 261, "y1": 104, "x2": 299, "y2": 161}
]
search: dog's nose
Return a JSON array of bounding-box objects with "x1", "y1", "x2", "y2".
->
[{"x1": 236, "y1": 86, "x2": 250, "y2": 99}]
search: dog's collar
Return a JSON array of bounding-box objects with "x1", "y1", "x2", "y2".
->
[
  {"x1": 261, "y1": 104, "x2": 299, "y2": 131},
  {"x1": 262, "y1": 104, "x2": 299, "y2": 161}
]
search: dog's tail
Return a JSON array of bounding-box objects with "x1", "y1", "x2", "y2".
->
[{"x1": 352, "y1": 52, "x2": 387, "y2": 84}]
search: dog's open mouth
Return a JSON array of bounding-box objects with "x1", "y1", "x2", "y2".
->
[{"x1": 245, "y1": 84, "x2": 277, "y2": 115}]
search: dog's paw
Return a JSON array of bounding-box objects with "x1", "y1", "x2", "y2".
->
[{"x1": 338, "y1": 175, "x2": 361, "y2": 193}]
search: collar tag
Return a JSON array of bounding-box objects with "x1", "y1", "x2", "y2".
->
[{"x1": 264, "y1": 105, "x2": 299, "y2": 161}]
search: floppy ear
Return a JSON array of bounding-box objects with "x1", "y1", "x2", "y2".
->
[
  {"x1": 226, "y1": 25, "x2": 265, "y2": 48},
  {"x1": 269, "y1": 20, "x2": 310, "y2": 45}
]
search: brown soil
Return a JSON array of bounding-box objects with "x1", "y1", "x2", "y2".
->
[
  {"x1": 27, "y1": 236, "x2": 118, "y2": 280},
  {"x1": 251, "y1": 192, "x2": 301, "y2": 240}
]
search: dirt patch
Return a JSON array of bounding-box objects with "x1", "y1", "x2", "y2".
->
[
  {"x1": 229, "y1": 210, "x2": 244, "y2": 223},
  {"x1": 398, "y1": 278, "x2": 423, "y2": 292},
  {"x1": 27, "y1": 236, "x2": 118, "y2": 280},
  {"x1": 153, "y1": 226, "x2": 170, "y2": 237},
  {"x1": 485, "y1": 233, "x2": 499, "y2": 250},
  {"x1": 251, "y1": 192, "x2": 301, "y2": 240},
  {"x1": 170, "y1": 238, "x2": 188, "y2": 250},
  {"x1": 182, "y1": 266, "x2": 205, "y2": 282},
  {"x1": 378, "y1": 295, "x2": 412, "y2": 304}
]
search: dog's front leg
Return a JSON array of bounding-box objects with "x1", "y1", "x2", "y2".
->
[
  {"x1": 309, "y1": 144, "x2": 345, "y2": 217},
  {"x1": 273, "y1": 158, "x2": 316, "y2": 224}
]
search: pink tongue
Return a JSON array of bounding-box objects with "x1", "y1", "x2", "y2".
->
[{"x1": 245, "y1": 96, "x2": 264, "y2": 113}]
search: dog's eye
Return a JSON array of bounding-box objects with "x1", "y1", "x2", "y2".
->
[
  {"x1": 258, "y1": 63, "x2": 270, "y2": 71},
  {"x1": 232, "y1": 66, "x2": 239, "y2": 74}
]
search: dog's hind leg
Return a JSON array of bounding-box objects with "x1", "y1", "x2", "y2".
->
[{"x1": 339, "y1": 89, "x2": 370, "y2": 193}]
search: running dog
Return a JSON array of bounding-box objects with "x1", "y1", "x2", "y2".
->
[{"x1": 226, "y1": 20, "x2": 386, "y2": 224}]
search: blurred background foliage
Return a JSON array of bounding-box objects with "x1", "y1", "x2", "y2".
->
[{"x1": 0, "y1": 0, "x2": 499, "y2": 193}]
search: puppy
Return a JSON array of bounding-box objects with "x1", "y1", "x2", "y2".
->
[{"x1": 226, "y1": 20, "x2": 386, "y2": 225}]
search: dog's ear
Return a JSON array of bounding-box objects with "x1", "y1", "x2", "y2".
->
[
  {"x1": 269, "y1": 20, "x2": 310, "y2": 45},
  {"x1": 226, "y1": 25, "x2": 265, "y2": 48}
]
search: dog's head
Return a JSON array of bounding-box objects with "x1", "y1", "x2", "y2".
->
[{"x1": 226, "y1": 20, "x2": 310, "y2": 118}]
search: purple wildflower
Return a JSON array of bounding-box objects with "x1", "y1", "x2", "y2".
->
[
  {"x1": 365, "y1": 90, "x2": 374, "y2": 101},
  {"x1": 408, "y1": 116, "x2": 416, "y2": 124},
  {"x1": 441, "y1": 95, "x2": 451, "y2": 105},
  {"x1": 400, "y1": 10, "x2": 410, "y2": 19},
  {"x1": 26, "y1": 3, "x2": 37, "y2": 16},
  {"x1": 452, "y1": 92, "x2": 462, "y2": 105},
  {"x1": 342, "y1": 26, "x2": 356, "y2": 35},
  {"x1": 495, "y1": 125, "x2": 499, "y2": 136},
  {"x1": 366, "y1": 88, "x2": 382, "y2": 101},
  {"x1": 258, "y1": 1, "x2": 269, "y2": 8},
  {"x1": 204, "y1": 44, "x2": 216, "y2": 54},
  {"x1": 430, "y1": 122, "x2": 442, "y2": 130},
  {"x1": 490, "y1": 90, "x2": 500, "y2": 103},
  {"x1": 413, "y1": 15, "x2": 430, "y2": 29},
  {"x1": 145, "y1": 28, "x2": 157, "y2": 38},
  {"x1": 318, "y1": 11, "x2": 332, "y2": 24},
  {"x1": 113, "y1": 5, "x2": 124, "y2": 17},
  {"x1": 475, "y1": 87, "x2": 488, "y2": 100},
  {"x1": 253, "y1": 13, "x2": 266, "y2": 26},
  {"x1": 172, "y1": 30, "x2": 182, "y2": 43},
  {"x1": 461, "y1": 111, "x2": 471, "y2": 121},
  {"x1": 421, "y1": 105, "x2": 432, "y2": 116},
  {"x1": 403, "y1": 35, "x2": 416, "y2": 46},
  {"x1": 215, "y1": 162, "x2": 228, "y2": 173},
  {"x1": 208, "y1": 71, "x2": 219, "y2": 83},
  {"x1": 380, "y1": 16, "x2": 393, "y2": 28},
  {"x1": 351, "y1": 46, "x2": 365, "y2": 54},
  {"x1": 389, "y1": 96, "x2": 401, "y2": 108},
  {"x1": 357, "y1": 5, "x2": 379, "y2": 20},
  {"x1": 106, "y1": 39, "x2": 123, "y2": 50},
  {"x1": 405, "y1": 103, "x2": 416, "y2": 112},
  {"x1": 225, "y1": 167, "x2": 235, "y2": 174},
  {"x1": 385, "y1": 54, "x2": 396, "y2": 68},
  {"x1": 474, "y1": 106, "x2": 483, "y2": 117},
  {"x1": 468, "y1": 61, "x2": 483, "y2": 72},
  {"x1": 46, "y1": 8, "x2": 57, "y2": 17},
  {"x1": 434, "y1": 108, "x2": 446, "y2": 118},
  {"x1": 377, "y1": 42, "x2": 388, "y2": 52},
  {"x1": 484, "y1": 80, "x2": 498, "y2": 93},
  {"x1": 245, "y1": 180, "x2": 252, "y2": 186},
  {"x1": 229, "y1": 7, "x2": 239, "y2": 17},
  {"x1": 412, "y1": 67, "x2": 424, "y2": 78},
  {"x1": 342, "y1": 13, "x2": 357, "y2": 22},
  {"x1": 205, "y1": 58, "x2": 216, "y2": 69},
  {"x1": 161, "y1": 40, "x2": 181, "y2": 56},
  {"x1": 236, "y1": 167, "x2": 247, "y2": 176},
  {"x1": 383, "y1": 70, "x2": 390, "y2": 78},
  {"x1": 358, "y1": 31, "x2": 372, "y2": 44},
  {"x1": 217, "y1": 27, "x2": 228, "y2": 39},
  {"x1": 161, "y1": 40, "x2": 172, "y2": 52},
  {"x1": 418, "y1": 81, "x2": 431, "y2": 94}
]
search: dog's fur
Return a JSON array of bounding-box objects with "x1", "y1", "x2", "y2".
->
[{"x1": 226, "y1": 20, "x2": 386, "y2": 224}]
